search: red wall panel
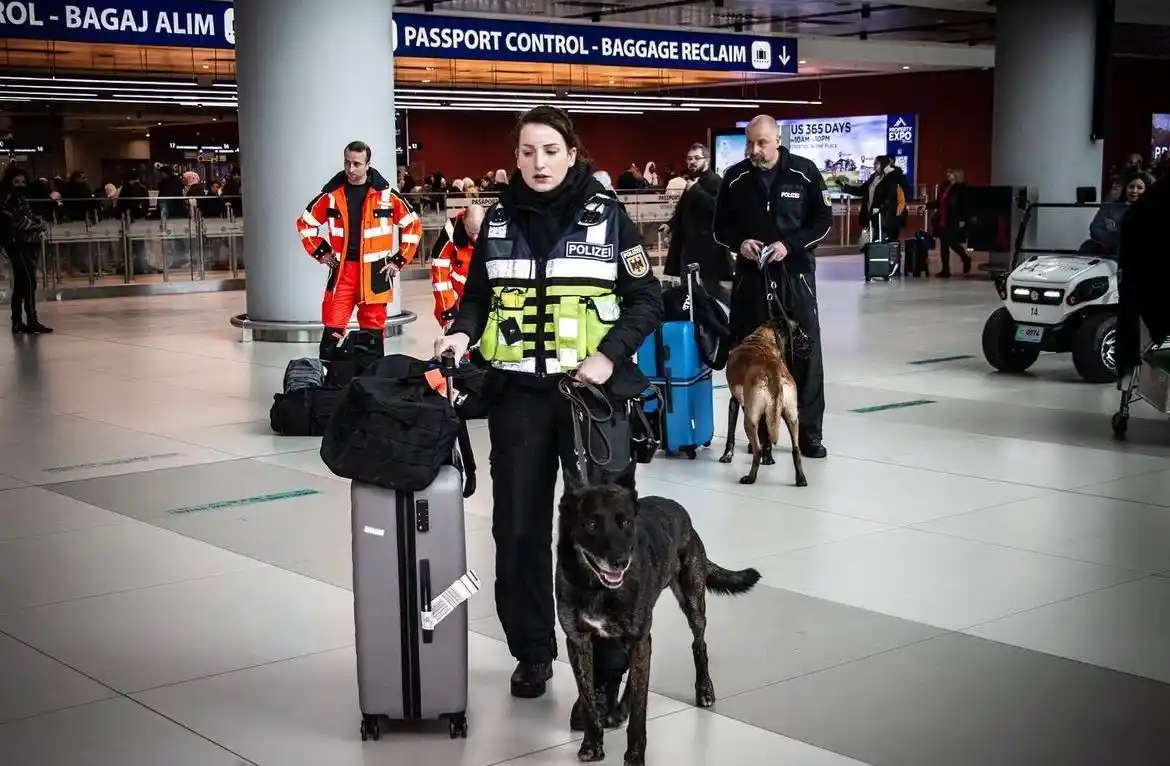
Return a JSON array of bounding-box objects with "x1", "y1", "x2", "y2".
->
[
  {"x1": 1106, "y1": 57, "x2": 1170, "y2": 173},
  {"x1": 404, "y1": 61, "x2": 1170, "y2": 193},
  {"x1": 406, "y1": 69, "x2": 996, "y2": 193}
]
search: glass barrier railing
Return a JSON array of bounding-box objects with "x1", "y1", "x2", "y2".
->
[{"x1": 0, "y1": 191, "x2": 931, "y2": 295}]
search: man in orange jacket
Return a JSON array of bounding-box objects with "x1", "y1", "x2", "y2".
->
[
  {"x1": 430, "y1": 203, "x2": 484, "y2": 328},
  {"x1": 295, "y1": 140, "x2": 422, "y2": 359}
]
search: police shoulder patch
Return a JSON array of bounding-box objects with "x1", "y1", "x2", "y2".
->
[
  {"x1": 822, "y1": 189, "x2": 833, "y2": 207},
  {"x1": 620, "y1": 245, "x2": 650, "y2": 278}
]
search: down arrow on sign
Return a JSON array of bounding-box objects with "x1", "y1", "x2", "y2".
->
[{"x1": 778, "y1": 45, "x2": 791, "y2": 66}]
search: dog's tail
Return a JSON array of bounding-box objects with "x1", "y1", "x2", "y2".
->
[{"x1": 705, "y1": 562, "x2": 761, "y2": 596}]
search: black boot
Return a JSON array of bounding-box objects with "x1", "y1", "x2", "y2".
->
[
  {"x1": 318, "y1": 327, "x2": 346, "y2": 361},
  {"x1": 24, "y1": 321, "x2": 53, "y2": 334},
  {"x1": 510, "y1": 661, "x2": 553, "y2": 699},
  {"x1": 800, "y1": 435, "x2": 828, "y2": 459}
]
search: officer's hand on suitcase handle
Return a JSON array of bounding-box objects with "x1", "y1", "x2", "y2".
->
[
  {"x1": 740, "y1": 239, "x2": 764, "y2": 260},
  {"x1": 434, "y1": 332, "x2": 470, "y2": 363}
]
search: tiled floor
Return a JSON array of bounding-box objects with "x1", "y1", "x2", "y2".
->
[{"x1": 3, "y1": 256, "x2": 1170, "y2": 765}]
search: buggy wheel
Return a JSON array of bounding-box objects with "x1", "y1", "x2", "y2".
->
[
  {"x1": 1073, "y1": 313, "x2": 1118, "y2": 384},
  {"x1": 982, "y1": 307, "x2": 1040, "y2": 373},
  {"x1": 1112, "y1": 412, "x2": 1129, "y2": 440}
]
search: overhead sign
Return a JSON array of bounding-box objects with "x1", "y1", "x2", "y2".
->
[
  {"x1": 0, "y1": 1, "x2": 233, "y2": 48},
  {"x1": 392, "y1": 13, "x2": 798, "y2": 74},
  {"x1": 0, "y1": 1, "x2": 799, "y2": 73}
]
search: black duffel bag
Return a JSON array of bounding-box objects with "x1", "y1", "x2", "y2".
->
[
  {"x1": 269, "y1": 385, "x2": 345, "y2": 437},
  {"x1": 320, "y1": 372, "x2": 462, "y2": 492},
  {"x1": 361, "y1": 354, "x2": 489, "y2": 420}
]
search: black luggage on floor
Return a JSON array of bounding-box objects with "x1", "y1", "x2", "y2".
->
[
  {"x1": 863, "y1": 212, "x2": 900, "y2": 282},
  {"x1": 269, "y1": 386, "x2": 344, "y2": 436},
  {"x1": 903, "y1": 237, "x2": 928, "y2": 277}
]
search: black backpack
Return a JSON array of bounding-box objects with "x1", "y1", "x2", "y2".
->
[{"x1": 320, "y1": 357, "x2": 470, "y2": 494}]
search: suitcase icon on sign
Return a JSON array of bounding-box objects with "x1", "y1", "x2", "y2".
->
[{"x1": 751, "y1": 41, "x2": 772, "y2": 70}]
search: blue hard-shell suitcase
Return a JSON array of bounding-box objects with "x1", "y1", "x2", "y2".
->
[{"x1": 636, "y1": 264, "x2": 716, "y2": 459}]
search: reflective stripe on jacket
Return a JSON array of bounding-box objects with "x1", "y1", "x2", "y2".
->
[{"x1": 431, "y1": 212, "x2": 474, "y2": 325}]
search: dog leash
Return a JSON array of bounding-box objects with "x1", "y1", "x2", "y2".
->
[
  {"x1": 762, "y1": 261, "x2": 814, "y2": 362},
  {"x1": 558, "y1": 376, "x2": 615, "y2": 488}
]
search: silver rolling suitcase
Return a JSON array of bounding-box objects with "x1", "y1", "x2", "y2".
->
[{"x1": 352, "y1": 353, "x2": 478, "y2": 742}]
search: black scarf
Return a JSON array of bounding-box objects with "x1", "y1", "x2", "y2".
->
[{"x1": 500, "y1": 163, "x2": 599, "y2": 259}]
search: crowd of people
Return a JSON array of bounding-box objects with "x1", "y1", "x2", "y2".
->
[{"x1": 7, "y1": 165, "x2": 244, "y2": 226}]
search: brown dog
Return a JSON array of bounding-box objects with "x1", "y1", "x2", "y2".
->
[{"x1": 718, "y1": 318, "x2": 807, "y2": 486}]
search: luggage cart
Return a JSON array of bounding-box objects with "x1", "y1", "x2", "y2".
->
[{"x1": 1111, "y1": 342, "x2": 1170, "y2": 439}]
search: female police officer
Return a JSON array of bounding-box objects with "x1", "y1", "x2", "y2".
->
[{"x1": 434, "y1": 106, "x2": 663, "y2": 726}]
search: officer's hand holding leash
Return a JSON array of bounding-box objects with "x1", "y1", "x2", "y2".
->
[
  {"x1": 434, "y1": 332, "x2": 470, "y2": 362},
  {"x1": 740, "y1": 239, "x2": 764, "y2": 260},
  {"x1": 379, "y1": 261, "x2": 400, "y2": 279},
  {"x1": 573, "y1": 353, "x2": 614, "y2": 386},
  {"x1": 319, "y1": 252, "x2": 340, "y2": 268}
]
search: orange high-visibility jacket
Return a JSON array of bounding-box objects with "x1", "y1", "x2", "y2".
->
[
  {"x1": 430, "y1": 210, "x2": 475, "y2": 325},
  {"x1": 295, "y1": 168, "x2": 422, "y2": 306}
]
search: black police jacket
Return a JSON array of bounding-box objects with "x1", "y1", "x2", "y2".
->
[{"x1": 712, "y1": 148, "x2": 833, "y2": 276}]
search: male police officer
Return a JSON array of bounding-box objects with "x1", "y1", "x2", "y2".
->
[{"x1": 713, "y1": 115, "x2": 833, "y2": 458}]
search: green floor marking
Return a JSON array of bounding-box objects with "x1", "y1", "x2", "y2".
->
[
  {"x1": 44, "y1": 453, "x2": 183, "y2": 474},
  {"x1": 907, "y1": 354, "x2": 974, "y2": 365},
  {"x1": 166, "y1": 489, "x2": 322, "y2": 516},
  {"x1": 850, "y1": 399, "x2": 936, "y2": 414}
]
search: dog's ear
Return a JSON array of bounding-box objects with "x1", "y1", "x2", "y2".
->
[{"x1": 558, "y1": 488, "x2": 581, "y2": 520}]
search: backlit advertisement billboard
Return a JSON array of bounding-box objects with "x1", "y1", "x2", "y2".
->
[
  {"x1": 712, "y1": 113, "x2": 918, "y2": 195},
  {"x1": 1153, "y1": 113, "x2": 1170, "y2": 162}
]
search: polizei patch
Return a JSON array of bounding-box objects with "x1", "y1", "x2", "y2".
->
[
  {"x1": 566, "y1": 242, "x2": 614, "y2": 260},
  {"x1": 620, "y1": 245, "x2": 650, "y2": 278}
]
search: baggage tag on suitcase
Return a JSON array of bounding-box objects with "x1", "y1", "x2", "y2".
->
[{"x1": 421, "y1": 571, "x2": 482, "y2": 631}]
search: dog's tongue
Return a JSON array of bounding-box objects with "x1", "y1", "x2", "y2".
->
[{"x1": 600, "y1": 569, "x2": 624, "y2": 586}]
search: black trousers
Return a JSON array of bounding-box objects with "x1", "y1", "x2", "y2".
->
[
  {"x1": 937, "y1": 234, "x2": 970, "y2": 275},
  {"x1": 7, "y1": 244, "x2": 39, "y2": 326},
  {"x1": 487, "y1": 374, "x2": 632, "y2": 682},
  {"x1": 729, "y1": 269, "x2": 825, "y2": 443}
]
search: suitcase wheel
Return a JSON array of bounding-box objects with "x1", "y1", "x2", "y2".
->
[
  {"x1": 681, "y1": 446, "x2": 698, "y2": 460},
  {"x1": 360, "y1": 715, "x2": 381, "y2": 742},
  {"x1": 449, "y1": 713, "x2": 469, "y2": 739}
]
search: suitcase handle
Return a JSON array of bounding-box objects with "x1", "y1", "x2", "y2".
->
[
  {"x1": 684, "y1": 262, "x2": 700, "y2": 323},
  {"x1": 420, "y1": 559, "x2": 434, "y2": 644}
]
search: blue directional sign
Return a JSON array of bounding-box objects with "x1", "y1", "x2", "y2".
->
[
  {"x1": 392, "y1": 13, "x2": 799, "y2": 75},
  {"x1": 0, "y1": 1, "x2": 799, "y2": 74}
]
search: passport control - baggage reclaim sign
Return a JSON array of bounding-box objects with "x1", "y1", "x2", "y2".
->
[
  {"x1": 391, "y1": 14, "x2": 799, "y2": 74},
  {"x1": 0, "y1": 1, "x2": 799, "y2": 74}
]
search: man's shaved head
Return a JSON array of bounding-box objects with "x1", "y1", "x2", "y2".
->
[
  {"x1": 746, "y1": 115, "x2": 782, "y2": 169},
  {"x1": 463, "y1": 203, "x2": 485, "y2": 242}
]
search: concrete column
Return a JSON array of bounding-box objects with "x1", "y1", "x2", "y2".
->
[
  {"x1": 991, "y1": 0, "x2": 1103, "y2": 216},
  {"x1": 233, "y1": 0, "x2": 400, "y2": 338}
]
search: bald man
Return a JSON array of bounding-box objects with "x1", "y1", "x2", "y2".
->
[
  {"x1": 712, "y1": 115, "x2": 833, "y2": 459},
  {"x1": 431, "y1": 203, "x2": 485, "y2": 328}
]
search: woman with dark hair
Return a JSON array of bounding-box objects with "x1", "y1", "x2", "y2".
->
[
  {"x1": 434, "y1": 106, "x2": 663, "y2": 726},
  {"x1": 0, "y1": 165, "x2": 51, "y2": 333},
  {"x1": 1085, "y1": 168, "x2": 1152, "y2": 255}
]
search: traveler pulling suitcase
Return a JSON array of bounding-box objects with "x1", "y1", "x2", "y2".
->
[
  {"x1": 636, "y1": 263, "x2": 716, "y2": 459},
  {"x1": 352, "y1": 351, "x2": 480, "y2": 742},
  {"x1": 863, "y1": 210, "x2": 901, "y2": 282}
]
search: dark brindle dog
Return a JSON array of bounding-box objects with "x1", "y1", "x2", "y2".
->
[
  {"x1": 718, "y1": 316, "x2": 808, "y2": 486},
  {"x1": 555, "y1": 483, "x2": 761, "y2": 766}
]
